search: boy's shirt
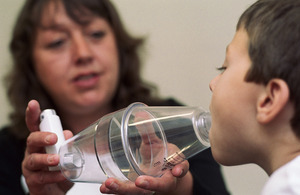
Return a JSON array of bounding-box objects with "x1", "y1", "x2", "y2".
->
[{"x1": 261, "y1": 155, "x2": 300, "y2": 195}]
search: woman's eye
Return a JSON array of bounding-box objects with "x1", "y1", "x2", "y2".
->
[
  {"x1": 46, "y1": 39, "x2": 64, "y2": 49},
  {"x1": 90, "y1": 31, "x2": 105, "y2": 39}
]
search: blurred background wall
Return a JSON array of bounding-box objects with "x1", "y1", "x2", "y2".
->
[{"x1": 0, "y1": 1, "x2": 268, "y2": 194}]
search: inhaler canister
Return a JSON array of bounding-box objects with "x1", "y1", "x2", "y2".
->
[{"x1": 39, "y1": 109, "x2": 65, "y2": 171}]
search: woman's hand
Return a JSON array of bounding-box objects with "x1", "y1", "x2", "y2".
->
[
  {"x1": 22, "y1": 100, "x2": 74, "y2": 195},
  {"x1": 100, "y1": 111, "x2": 193, "y2": 195},
  {"x1": 100, "y1": 161, "x2": 193, "y2": 195}
]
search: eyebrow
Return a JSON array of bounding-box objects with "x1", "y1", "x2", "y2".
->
[{"x1": 38, "y1": 24, "x2": 68, "y2": 34}]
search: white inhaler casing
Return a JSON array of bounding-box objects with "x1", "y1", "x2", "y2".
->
[{"x1": 39, "y1": 109, "x2": 65, "y2": 171}]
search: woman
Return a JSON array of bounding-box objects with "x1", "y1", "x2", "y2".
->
[{"x1": 0, "y1": 0, "x2": 229, "y2": 194}]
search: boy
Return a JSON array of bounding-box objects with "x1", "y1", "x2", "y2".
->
[{"x1": 209, "y1": 0, "x2": 300, "y2": 194}]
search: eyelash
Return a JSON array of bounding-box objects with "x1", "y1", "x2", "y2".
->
[
  {"x1": 44, "y1": 30, "x2": 105, "y2": 49},
  {"x1": 90, "y1": 31, "x2": 105, "y2": 39},
  {"x1": 216, "y1": 66, "x2": 227, "y2": 72},
  {"x1": 46, "y1": 39, "x2": 64, "y2": 49}
]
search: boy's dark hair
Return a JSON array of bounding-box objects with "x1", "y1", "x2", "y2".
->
[{"x1": 237, "y1": 0, "x2": 300, "y2": 137}]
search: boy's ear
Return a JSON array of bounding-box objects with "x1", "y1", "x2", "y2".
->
[{"x1": 256, "y1": 79, "x2": 290, "y2": 124}]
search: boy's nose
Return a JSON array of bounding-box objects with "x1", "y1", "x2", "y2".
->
[{"x1": 209, "y1": 76, "x2": 218, "y2": 92}]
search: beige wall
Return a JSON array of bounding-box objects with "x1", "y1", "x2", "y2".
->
[{"x1": 0, "y1": 1, "x2": 268, "y2": 194}]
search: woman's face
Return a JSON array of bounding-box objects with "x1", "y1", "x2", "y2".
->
[{"x1": 33, "y1": 2, "x2": 119, "y2": 115}]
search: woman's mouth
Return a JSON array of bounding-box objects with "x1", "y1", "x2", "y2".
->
[
  {"x1": 73, "y1": 73, "x2": 100, "y2": 88},
  {"x1": 76, "y1": 74, "x2": 96, "y2": 81}
]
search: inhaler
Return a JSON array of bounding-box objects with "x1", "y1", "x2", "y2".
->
[
  {"x1": 40, "y1": 102, "x2": 211, "y2": 183},
  {"x1": 39, "y1": 109, "x2": 65, "y2": 171}
]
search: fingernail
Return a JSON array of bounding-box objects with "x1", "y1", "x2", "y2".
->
[
  {"x1": 109, "y1": 182, "x2": 119, "y2": 190},
  {"x1": 47, "y1": 154, "x2": 56, "y2": 163},
  {"x1": 178, "y1": 169, "x2": 183, "y2": 176},
  {"x1": 139, "y1": 179, "x2": 149, "y2": 188},
  {"x1": 45, "y1": 134, "x2": 55, "y2": 144}
]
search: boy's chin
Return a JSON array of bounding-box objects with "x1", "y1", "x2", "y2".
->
[{"x1": 210, "y1": 148, "x2": 244, "y2": 166}]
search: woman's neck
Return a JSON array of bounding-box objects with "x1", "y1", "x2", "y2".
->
[{"x1": 58, "y1": 105, "x2": 113, "y2": 135}]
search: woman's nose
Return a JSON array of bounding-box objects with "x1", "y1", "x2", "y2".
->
[{"x1": 73, "y1": 35, "x2": 93, "y2": 65}]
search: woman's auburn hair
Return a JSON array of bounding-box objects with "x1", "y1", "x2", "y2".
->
[{"x1": 5, "y1": 0, "x2": 160, "y2": 139}]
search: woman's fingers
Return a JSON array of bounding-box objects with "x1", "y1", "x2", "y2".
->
[
  {"x1": 135, "y1": 171, "x2": 177, "y2": 193},
  {"x1": 100, "y1": 178, "x2": 154, "y2": 195},
  {"x1": 22, "y1": 100, "x2": 74, "y2": 194},
  {"x1": 25, "y1": 100, "x2": 41, "y2": 132},
  {"x1": 23, "y1": 152, "x2": 59, "y2": 171},
  {"x1": 25, "y1": 170, "x2": 66, "y2": 187},
  {"x1": 171, "y1": 160, "x2": 189, "y2": 178},
  {"x1": 63, "y1": 130, "x2": 73, "y2": 140},
  {"x1": 26, "y1": 131, "x2": 57, "y2": 154}
]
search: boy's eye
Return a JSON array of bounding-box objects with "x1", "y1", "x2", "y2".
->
[{"x1": 216, "y1": 66, "x2": 227, "y2": 73}]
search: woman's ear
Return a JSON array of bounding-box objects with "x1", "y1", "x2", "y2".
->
[{"x1": 256, "y1": 79, "x2": 290, "y2": 124}]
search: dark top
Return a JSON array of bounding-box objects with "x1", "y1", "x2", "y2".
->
[{"x1": 0, "y1": 99, "x2": 230, "y2": 195}]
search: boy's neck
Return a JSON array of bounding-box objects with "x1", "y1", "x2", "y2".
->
[{"x1": 261, "y1": 132, "x2": 300, "y2": 176}]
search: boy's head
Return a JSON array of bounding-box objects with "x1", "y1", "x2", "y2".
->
[
  {"x1": 238, "y1": 0, "x2": 300, "y2": 136},
  {"x1": 209, "y1": 0, "x2": 300, "y2": 168}
]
